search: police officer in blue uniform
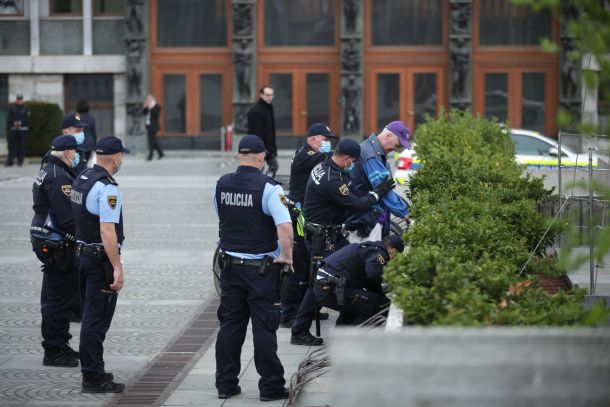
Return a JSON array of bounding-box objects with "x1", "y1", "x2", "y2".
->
[
  {"x1": 290, "y1": 138, "x2": 396, "y2": 346},
  {"x1": 313, "y1": 235, "x2": 404, "y2": 325},
  {"x1": 31, "y1": 135, "x2": 80, "y2": 367},
  {"x1": 61, "y1": 113, "x2": 89, "y2": 174},
  {"x1": 215, "y1": 135, "x2": 292, "y2": 402},
  {"x1": 280, "y1": 123, "x2": 336, "y2": 327},
  {"x1": 71, "y1": 136, "x2": 129, "y2": 393},
  {"x1": 5, "y1": 94, "x2": 30, "y2": 167}
]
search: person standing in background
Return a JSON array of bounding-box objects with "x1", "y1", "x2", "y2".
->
[
  {"x1": 76, "y1": 100, "x2": 97, "y2": 172},
  {"x1": 143, "y1": 95, "x2": 164, "y2": 161},
  {"x1": 5, "y1": 94, "x2": 30, "y2": 167},
  {"x1": 247, "y1": 85, "x2": 278, "y2": 177}
]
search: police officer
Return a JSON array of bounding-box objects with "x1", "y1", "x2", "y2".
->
[
  {"x1": 313, "y1": 235, "x2": 405, "y2": 325},
  {"x1": 61, "y1": 113, "x2": 88, "y2": 174},
  {"x1": 71, "y1": 136, "x2": 129, "y2": 393},
  {"x1": 215, "y1": 135, "x2": 292, "y2": 401},
  {"x1": 5, "y1": 94, "x2": 30, "y2": 167},
  {"x1": 290, "y1": 138, "x2": 396, "y2": 346},
  {"x1": 280, "y1": 123, "x2": 336, "y2": 328},
  {"x1": 31, "y1": 135, "x2": 80, "y2": 367}
]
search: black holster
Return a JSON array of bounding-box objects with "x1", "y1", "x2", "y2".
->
[
  {"x1": 31, "y1": 236, "x2": 74, "y2": 273},
  {"x1": 335, "y1": 277, "x2": 347, "y2": 306}
]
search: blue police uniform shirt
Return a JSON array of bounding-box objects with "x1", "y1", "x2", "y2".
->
[
  {"x1": 81, "y1": 181, "x2": 123, "y2": 245},
  {"x1": 214, "y1": 182, "x2": 291, "y2": 260}
]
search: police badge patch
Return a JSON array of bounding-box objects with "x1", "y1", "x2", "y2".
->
[
  {"x1": 107, "y1": 195, "x2": 118, "y2": 209},
  {"x1": 61, "y1": 185, "x2": 72, "y2": 197},
  {"x1": 307, "y1": 150, "x2": 315, "y2": 155},
  {"x1": 339, "y1": 184, "x2": 349, "y2": 196},
  {"x1": 377, "y1": 254, "x2": 386, "y2": 265},
  {"x1": 279, "y1": 194, "x2": 288, "y2": 207}
]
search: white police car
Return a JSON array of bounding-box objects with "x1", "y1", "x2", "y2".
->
[{"x1": 393, "y1": 129, "x2": 599, "y2": 184}]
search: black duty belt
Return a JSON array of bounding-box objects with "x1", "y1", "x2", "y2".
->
[
  {"x1": 228, "y1": 255, "x2": 265, "y2": 267},
  {"x1": 76, "y1": 243, "x2": 105, "y2": 256}
]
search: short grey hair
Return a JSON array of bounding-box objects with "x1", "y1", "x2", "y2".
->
[{"x1": 50, "y1": 151, "x2": 65, "y2": 159}]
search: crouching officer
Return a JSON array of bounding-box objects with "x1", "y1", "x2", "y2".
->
[
  {"x1": 280, "y1": 123, "x2": 336, "y2": 328},
  {"x1": 313, "y1": 235, "x2": 404, "y2": 325},
  {"x1": 215, "y1": 135, "x2": 292, "y2": 402},
  {"x1": 31, "y1": 135, "x2": 80, "y2": 367},
  {"x1": 71, "y1": 136, "x2": 129, "y2": 393},
  {"x1": 290, "y1": 138, "x2": 396, "y2": 346}
]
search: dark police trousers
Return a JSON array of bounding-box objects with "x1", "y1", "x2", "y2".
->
[
  {"x1": 6, "y1": 129, "x2": 27, "y2": 166},
  {"x1": 78, "y1": 251, "x2": 117, "y2": 377},
  {"x1": 313, "y1": 282, "x2": 390, "y2": 325},
  {"x1": 280, "y1": 232, "x2": 310, "y2": 323},
  {"x1": 37, "y1": 243, "x2": 79, "y2": 352},
  {"x1": 215, "y1": 262, "x2": 285, "y2": 396}
]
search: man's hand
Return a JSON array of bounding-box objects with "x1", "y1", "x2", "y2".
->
[
  {"x1": 273, "y1": 255, "x2": 294, "y2": 273},
  {"x1": 110, "y1": 265, "x2": 124, "y2": 292},
  {"x1": 374, "y1": 176, "x2": 396, "y2": 197}
]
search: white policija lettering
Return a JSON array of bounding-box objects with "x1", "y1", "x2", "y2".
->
[
  {"x1": 220, "y1": 192, "x2": 254, "y2": 207},
  {"x1": 71, "y1": 190, "x2": 83, "y2": 205}
]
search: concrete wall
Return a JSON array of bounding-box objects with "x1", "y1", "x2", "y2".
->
[
  {"x1": 9, "y1": 74, "x2": 63, "y2": 109},
  {"x1": 332, "y1": 328, "x2": 610, "y2": 407}
]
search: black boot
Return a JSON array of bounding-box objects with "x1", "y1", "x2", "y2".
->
[
  {"x1": 260, "y1": 387, "x2": 290, "y2": 402},
  {"x1": 290, "y1": 332, "x2": 323, "y2": 346},
  {"x1": 43, "y1": 349, "x2": 79, "y2": 367},
  {"x1": 82, "y1": 373, "x2": 125, "y2": 393}
]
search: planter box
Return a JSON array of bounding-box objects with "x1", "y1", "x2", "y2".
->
[{"x1": 331, "y1": 327, "x2": 610, "y2": 407}]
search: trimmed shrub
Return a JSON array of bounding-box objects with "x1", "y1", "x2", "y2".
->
[{"x1": 6, "y1": 101, "x2": 63, "y2": 157}]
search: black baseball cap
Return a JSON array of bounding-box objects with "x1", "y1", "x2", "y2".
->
[
  {"x1": 238, "y1": 135, "x2": 268, "y2": 154},
  {"x1": 387, "y1": 234, "x2": 405, "y2": 253},
  {"x1": 95, "y1": 137, "x2": 130, "y2": 155},
  {"x1": 335, "y1": 138, "x2": 361, "y2": 158},
  {"x1": 51, "y1": 135, "x2": 78, "y2": 151},
  {"x1": 307, "y1": 123, "x2": 337, "y2": 138},
  {"x1": 61, "y1": 113, "x2": 89, "y2": 130},
  {"x1": 16, "y1": 94, "x2": 23, "y2": 100}
]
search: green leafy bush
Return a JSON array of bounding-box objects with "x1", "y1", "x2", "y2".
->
[
  {"x1": 385, "y1": 110, "x2": 607, "y2": 326},
  {"x1": 6, "y1": 101, "x2": 63, "y2": 157}
]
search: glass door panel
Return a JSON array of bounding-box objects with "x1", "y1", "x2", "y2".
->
[
  {"x1": 521, "y1": 73, "x2": 545, "y2": 133},
  {"x1": 376, "y1": 73, "x2": 400, "y2": 131},
  {"x1": 200, "y1": 74, "x2": 223, "y2": 133},
  {"x1": 306, "y1": 73, "x2": 329, "y2": 127},
  {"x1": 413, "y1": 73, "x2": 437, "y2": 128},
  {"x1": 270, "y1": 73, "x2": 293, "y2": 133},
  {"x1": 163, "y1": 74, "x2": 186, "y2": 133},
  {"x1": 485, "y1": 73, "x2": 508, "y2": 122}
]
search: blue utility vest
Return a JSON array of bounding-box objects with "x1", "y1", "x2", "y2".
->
[
  {"x1": 216, "y1": 166, "x2": 277, "y2": 254},
  {"x1": 71, "y1": 165, "x2": 124, "y2": 245},
  {"x1": 350, "y1": 134, "x2": 388, "y2": 197}
]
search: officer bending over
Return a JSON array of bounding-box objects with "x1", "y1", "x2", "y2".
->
[
  {"x1": 71, "y1": 136, "x2": 129, "y2": 393},
  {"x1": 290, "y1": 139, "x2": 395, "y2": 346},
  {"x1": 214, "y1": 135, "x2": 292, "y2": 402},
  {"x1": 31, "y1": 135, "x2": 80, "y2": 367},
  {"x1": 313, "y1": 235, "x2": 404, "y2": 325},
  {"x1": 280, "y1": 123, "x2": 336, "y2": 328}
]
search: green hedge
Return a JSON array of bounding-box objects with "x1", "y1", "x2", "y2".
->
[
  {"x1": 6, "y1": 101, "x2": 63, "y2": 157},
  {"x1": 385, "y1": 110, "x2": 607, "y2": 326}
]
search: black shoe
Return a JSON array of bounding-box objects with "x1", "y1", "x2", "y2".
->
[
  {"x1": 158, "y1": 152, "x2": 164, "y2": 159},
  {"x1": 279, "y1": 319, "x2": 294, "y2": 328},
  {"x1": 63, "y1": 345, "x2": 79, "y2": 358},
  {"x1": 260, "y1": 387, "x2": 290, "y2": 402},
  {"x1": 319, "y1": 312, "x2": 329, "y2": 320},
  {"x1": 146, "y1": 155, "x2": 153, "y2": 161},
  {"x1": 218, "y1": 385, "x2": 241, "y2": 399},
  {"x1": 82, "y1": 375, "x2": 125, "y2": 393},
  {"x1": 43, "y1": 351, "x2": 79, "y2": 367},
  {"x1": 290, "y1": 332, "x2": 323, "y2": 346}
]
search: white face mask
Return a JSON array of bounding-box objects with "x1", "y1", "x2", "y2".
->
[
  {"x1": 73, "y1": 132, "x2": 85, "y2": 145},
  {"x1": 320, "y1": 140, "x2": 331, "y2": 153}
]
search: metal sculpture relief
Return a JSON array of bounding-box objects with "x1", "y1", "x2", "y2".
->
[
  {"x1": 451, "y1": 2, "x2": 471, "y2": 35},
  {"x1": 342, "y1": 38, "x2": 360, "y2": 72},
  {"x1": 127, "y1": 103, "x2": 143, "y2": 135},
  {"x1": 343, "y1": 0, "x2": 359, "y2": 34},
  {"x1": 561, "y1": 37, "x2": 578, "y2": 99},
  {"x1": 342, "y1": 75, "x2": 360, "y2": 134},
  {"x1": 126, "y1": 0, "x2": 144, "y2": 35},
  {"x1": 126, "y1": 38, "x2": 145, "y2": 97},
  {"x1": 234, "y1": 39, "x2": 253, "y2": 100},
  {"x1": 233, "y1": 3, "x2": 253, "y2": 36},
  {"x1": 451, "y1": 38, "x2": 470, "y2": 98}
]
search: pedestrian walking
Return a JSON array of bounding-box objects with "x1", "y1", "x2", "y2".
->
[
  {"x1": 143, "y1": 95, "x2": 164, "y2": 161},
  {"x1": 247, "y1": 85, "x2": 278, "y2": 177},
  {"x1": 5, "y1": 94, "x2": 30, "y2": 167}
]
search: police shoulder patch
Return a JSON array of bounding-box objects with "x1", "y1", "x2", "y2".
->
[
  {"x1": 279, "y1": 194, "x2": 288, "y2": 207},
  {"x1": 61, "y1": 185, "x2": 72, "y2": 197},
  {"x1": 107, "y1": 195, "x2": 118, "y2": 210},
  {"x1": 307, "y1": 150, "x2": 315, "y2": 156},
  {"x1": 339, "y1": 184, "x2": 349, "y2": 196},
  {"x1": 377, "y1": 254, "x2": 386, "y2": 265}
]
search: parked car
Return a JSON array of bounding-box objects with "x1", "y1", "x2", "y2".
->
[{"x1": 394, "y1": 129, "x2": 599, "y2": 184}]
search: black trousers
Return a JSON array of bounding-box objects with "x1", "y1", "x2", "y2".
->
[
  {"x1": 5, "y1": 129, "x2": 27, "y2": 166},
  {"x1": 280, "y1": 233, "x2": 310, "y2": 323},
  {"x1": 146, "y1": 128, "x2": 163, "y2": 159}
]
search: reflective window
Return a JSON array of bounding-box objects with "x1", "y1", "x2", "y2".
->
[
  {"x1": 306, "y1": 74, "x2": 329, "y2": 127},
  {"x1": 93, "y1": 20, "x2": 125, "y2": 54},
  {"x1": 521, "y1": 73, "x2": 545, "y2": 133},
  {"x1": 414, "y1": 73, "x2": 437, "y2": 128},
  {"x1": 50, "y1": 0, "x2": 82, "y2": 14},
  {"x1": 64, "y1": 74, "x2": 114, "y2": 138},
  {"x1": 480, "y1": 0, "x2": 551, "y2": 46},
  {"x1": 94, "y1": 0, "x2": 124, "y2": 14},
  {"x1": 377, "y1": 73, "x2": 399, "y2": 131},
  {"x1": 200, "y1": 74, "x2": 223, "y2": 133},
  {"x1": 40, "y1": 20, "x2": 83, "y2": 55},
  {"x1": 157, "y1": 0, "x2": 227, "y2": 47},
  {"x1": 485, "y1": 73, "x2": 508, "y2": 122},
  {"x1": 0, "y1": 21, "x2": 30, "y2": 55},
  {"x1": 270, "y1": 74, "x2": 292, "y2": 132},
  {"x1": 163, "y1": 74, "x2": 186, "y2": 133},
  {"x1": 0, "y1": 74, "x2": 8, "y2": 139},
  {"x1": 511, "y1": 134, "x2": 553, "y2": 156},
  {"x1": 265, "y1": 0, "x2": 335, "y2": 46},
  {"x1": 372, "y1": 0, "x2": 443, "y2": 46}
]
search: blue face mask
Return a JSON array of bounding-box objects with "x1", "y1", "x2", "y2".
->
[
  {"x1": 73, "y1": 132, "x2": 85, "y2": 145},
  {"x1": 320, "y1": 140, "x2": 331, "y2": 153},
  {"x1": 347, "y1": 163, "x2": 355, "y2": 172},
  {"x1": 71, "y1": 152, "x2": 80, "y2": 168}
]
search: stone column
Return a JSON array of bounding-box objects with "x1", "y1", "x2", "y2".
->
[
  {"x1": 449, "y1": 0, "x2": 472, "y2": 110},
  {"x1": 340, "y1": 0, "x2": 363, "y2": 137},
  {"x1": 29, "y1": 0, "x2": 39, "y2": 56},
  {"x1": 559, "y1": 0, "x2": 582, "y2": 131},
  {"x1": 231, "y1": 0, "x2": 255, "y2": 134},
  {"x1": 83, "y1": 0, "x2": 92, "y2": 56},
  {"x1": 124, "y1": 0, "x2": 148, "y2": 151}
]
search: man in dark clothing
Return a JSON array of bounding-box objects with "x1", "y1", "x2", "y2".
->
[
  {"x1": 76, "y1": 99, "x2": 97, "y2": 172},
  {"x1": 313, "y1": 235, "x2": 405, "y2": 325},
  {"x1": 143, "y1": 95, "x2": 164, "y2": 161},
  {"x1": 247, "y1": 85, "x2": 278, "y2": 177},
  {"x1": 5, "y1": 94, "x2": 30, "y2": 167}
]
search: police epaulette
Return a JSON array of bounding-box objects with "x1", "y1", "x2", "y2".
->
[
  {"x1": 266, "y1": 176, "x2": 281, "y2": 186},
  {"x1": 106, "y1": 176, "x2": 118, "y2": 186}
]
